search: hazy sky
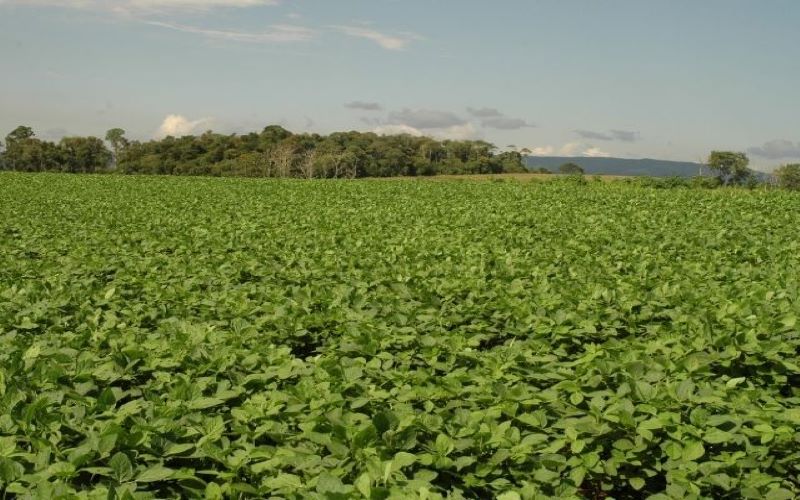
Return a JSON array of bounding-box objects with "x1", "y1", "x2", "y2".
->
[{"x1": 1, "y1": 0, "x2": 798, "y2": 168}]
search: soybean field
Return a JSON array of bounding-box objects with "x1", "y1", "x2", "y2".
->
[{"x1": 0, "y1": 173, "x2": 798, "y2": 499}]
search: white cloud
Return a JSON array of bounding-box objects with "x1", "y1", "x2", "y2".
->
[
  {"x1": 157, "y1": 114, "x2": 211, "y2": 137},
  {"x1": 332, "y1": 25, "x2": 420, "y2": 50},
  {"x1": 2, "y1": 2, "x2": 428, "y2": 50},
  {"x1": 145, "y1": 20, "x2": 314, "y2": 43},
  {"x1": 372, "y1": 123, "x2": 478, "y2": 141},
  {"x1": 0, "y1": 0, "x2": 280, "y2": 12},
  {"x1": 575, "y1": 129, "x2": 640, "y2": 142},
  {"x1": 377, "y1": 108, "x2": 477, "y2": 139},
  {"x1": 582, "y1": 147, "x2": 611, "y2": 158},
  {"x1": 559, "y1": 142, "x2": 583, "y2": 156},
  {"x1": 527, "y1": 143, "x2": 611, "y2": 157},
  {"x1": 436, "y1": 123, "x2": 479, "y2": 140},
  {"x1": 528, "y1": 146, "x2": 555, "y2": 156},
  {"x1": 373, "y1": 124, "x2": 424, "y2": 137}
]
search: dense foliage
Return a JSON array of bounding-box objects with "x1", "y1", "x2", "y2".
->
[
  {"x1": 706, "y1": 151, "x2": 754, "y2": 187},
  {"x1": 0, "y1": 126, "x2": 111, "y2": 173},
  {"x1": 0, "y1": 126, "x2": 526, "y2": 178},
  {"x1": 1, "y1": 173, "x2": 798, "y2": 499},
  {"x1": 774, "y1": 164, "x2": 800, "y2": 191}
]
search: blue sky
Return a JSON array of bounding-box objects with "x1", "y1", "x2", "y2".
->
[{"x1": 1, "y1": 0, "x2": 798, "y2": 169}]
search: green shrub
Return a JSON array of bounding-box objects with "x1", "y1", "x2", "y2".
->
[{"x1": 690, "y1": 175, "x2": 723, "y2": 189}]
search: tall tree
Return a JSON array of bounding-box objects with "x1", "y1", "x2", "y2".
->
[
  {"x1": 6, "y1": 126, "x2": 35, "y2": 143},
  {"x1": 3, "y1": 126, "x2": 58, "y2": 171},
  {"x1": 105, "y1": 128, "x2": 128, "y2": 168},
  {"x1": 707, "y1": 151, "x2": 751, "y2": 186}
]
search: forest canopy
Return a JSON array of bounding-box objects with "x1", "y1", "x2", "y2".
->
[{"x1": 0, "y1": 125, "x2": 527, "y2": 178}]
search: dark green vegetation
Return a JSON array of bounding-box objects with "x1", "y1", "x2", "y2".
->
[
  {"x1": 2, "y1": 126, "x2": 791, "y2": 185},
  {"x1": 1, "y1": 173, "x2": 799, "y2": 499},
  {"x1": 706, "y1": 152, "x2": 754, "y2": 187},
  {"x1": 774, "y1": 164, "x2": 800, "y2": 191},
  {"x1": 0, "y1": 126, "x2": 526, "y2": 178},
  {"x1": 0, "y1": 126, "x2": 111, "y2": 174}
]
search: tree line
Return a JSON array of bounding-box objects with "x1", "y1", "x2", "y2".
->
[
  {"x1": 1, "y1": 125, "x2": 799, "y2": 189},
  {"x1": 0, "y1": 125, "x2": 527, "y2": 178}
]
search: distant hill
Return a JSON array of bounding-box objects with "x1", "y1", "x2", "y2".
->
[{"x1": 524, "y1": 156, "x2": 711, "y2": 177}]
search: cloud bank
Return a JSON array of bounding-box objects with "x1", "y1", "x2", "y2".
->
[
  {"x1": 527, "y1": 142, "x2": 611, "y2": 158},
  {"x1": 748, "y1": 139, "x2": 800, "y2": 160},
  {"x1": 375, "y1": 108, "x2": 478, "y2": 140},
  {"x1": 467, "y1": 107, "x2": 533, "y2": 130},
  {"x1": 374, "y1": 123, "x2": 478, "y2": 141},
  {"x1": 368, "y1": 105, "x2": 533, "y2": 139}
]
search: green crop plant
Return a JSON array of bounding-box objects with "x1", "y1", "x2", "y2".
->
[{"x1": 0, "y1": 172, "x2": 798, "y2": 499}]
